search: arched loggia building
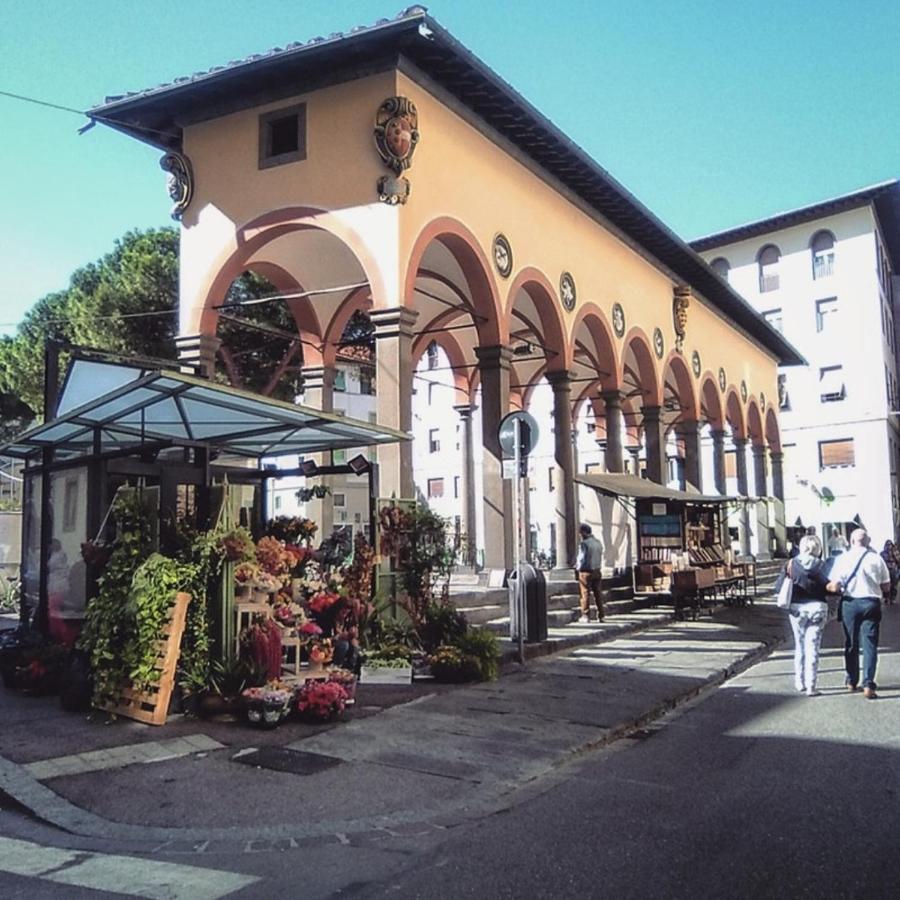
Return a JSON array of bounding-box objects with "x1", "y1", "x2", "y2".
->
[{"x1": 89, "y1": 8, "x2": 802, "y2": 573}]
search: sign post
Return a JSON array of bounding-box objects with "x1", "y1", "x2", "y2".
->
[{"x1": 498, "y1": 410, "x2": 539, "y2": 663}]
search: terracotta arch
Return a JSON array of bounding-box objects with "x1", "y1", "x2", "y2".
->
[
  {"x1": 725, "y1": 388, "x2": 746, "y2": 439},
  {"x1": 195, "y1": 206, "x2": 384, "y2": 335},
  {"x1": 320, "y1": 286, "x2": 373, "y2": 369},
  {"x1": 765, "y1": 407, "x2": 782, "y2": 452},
  {"x1": 505, "y1": 267, "x2": 570, "y2": 372},
  {"x1": 410, "y1": 330, "x2": 472, "y2": 406},
  {"x1": 240, "y1": 261, "x2": 324, "y2": 366},
  {"x1": 404, "y1": 217, "x2": 504, "y2": 346},
  {"x1": 620, "y1": 327, "x2": 662, "y2": 407},
  {"x1": 746, "y1": 398, "x2": 764, "y2": 446},
  {"x1": 569, "y1": 303, "x2": 620, "y2": 391},
  {"x1": 661, "y1": 350, "x2": 699, "y2": 422},
  {"x1": 699, "y1": 372, "x2": 724, "y2": 429}
]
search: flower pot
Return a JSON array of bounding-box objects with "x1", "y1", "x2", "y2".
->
[{"x1": 252, "y1": 589, "x2": 271, "y2": 605}]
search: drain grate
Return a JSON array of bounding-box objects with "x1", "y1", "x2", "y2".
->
[{"x1": 232, "y1": 747, "x2": 343, "y2": 776}]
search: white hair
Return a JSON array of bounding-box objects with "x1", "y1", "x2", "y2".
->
[
  {"x1": 850, "y1": 528, "x2": 869, "y2": 547},
  {"x1": 799, "y1": 534, "x2": 823, "y2": 558}
]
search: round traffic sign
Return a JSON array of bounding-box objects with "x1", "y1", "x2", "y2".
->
[{"x1": 498, "y1": 410, "x2": 539, "y2": 458}]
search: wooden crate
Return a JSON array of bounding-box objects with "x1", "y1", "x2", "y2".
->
[
  {"x1": 672, "y1": 568, "x2": 716, "y2": 591},
  {"x1": 100, "y1": 592, "x2": 191, "y2": 726}
]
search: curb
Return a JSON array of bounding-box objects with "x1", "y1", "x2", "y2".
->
[{"x1": 0, "y1": 619, "x2": 785, "y2": 854}]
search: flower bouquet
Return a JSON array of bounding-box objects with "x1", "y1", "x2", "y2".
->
[
  {"x1": 308, "y1": 638, "x2": 334, "y2": 674},
  {"x1": 234, "y1": 561, "x2": 260, "y2": 598},
  {"x1": 219, "y1": 527, "x2": 255, "y2": 563},
  {"x1": 80, "y1": 540, "x2": 113, "y2": 570},
  {"x1": 267, "y1": 515, "x2": 318, "y2": 546},
  {"x1": 256, "y1": 536, "x2": 290, "y2": 578},
  {"x1": 252, "y1": 570, "x2": 282, "y2": 603},
  {"x1": 326, "y1": 667, "x2": 357, "y2": 704},
  {"x1": 428, "y1": 645, "x2": 480, "y2": 683},
  {"x1": 242, "y1": 684, "x2": 295, "y2": 728},
  {"x1": 296, "y1": 679, "x2": 348, "y2": 722}
]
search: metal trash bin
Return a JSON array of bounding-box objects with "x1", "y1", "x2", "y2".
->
[{"x1": 508, "y1": 564, "x2": 548, "y2": 643}]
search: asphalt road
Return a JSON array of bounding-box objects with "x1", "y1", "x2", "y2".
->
[{"x1": 2, "y1": 604, "x2": 898, "y2": 899}]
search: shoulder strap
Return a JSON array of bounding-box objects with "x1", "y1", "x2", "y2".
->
[{"x1": 846, "y1": 548, "x2": 873, "y2": 592}]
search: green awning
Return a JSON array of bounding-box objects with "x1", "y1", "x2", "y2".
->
[
  {"x1": 575, "y1": 471, "x2": 736, "y2": 504},
  {"x1": 1, "y1": 358, "x2": 408, "y2": 462}
]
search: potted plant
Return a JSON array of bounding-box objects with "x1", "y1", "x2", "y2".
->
[
  {"x1": 252, "y1": 571, "x2": 282, "y2": 603},
  {"x1": 234, "y1": 561, "x2": 261, "y2": 599},
  {"x1": 242, "y1": 683, "x2": 294, "y2": 728},
  {"x1": 296, "y1": 679, "x2": 348, "y2": 722},
  {"x1": 360, "y1": 646, "x2": 414, "y2": 684}
]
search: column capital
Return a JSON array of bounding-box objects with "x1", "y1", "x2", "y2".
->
[
  {"x1": 369, "y1": 306, "x2": 419, "y2": 337},
  {"x1": 301, "y1": 365, "x2": 336, "y2": 392},
  {"x1": 769, "y1": 450, "x2": 784, "y2": 462},
  {"x1": 600, "y1": 388, "x2": 625, "y2": 407},
  {"x1": 453, "y1": 403, "x2": 476, "y2": 419},
  {"x1": 175, "y1": 332, "x2": 221, "y2": 379},
  {"x1": 733, "y1": 436, "x2": 749, "y2": 449},
  {"x1": 710, "y1": 428, "x2": 727, "y2": 442},
  {"x1": 751, "y1": 442, "x2": 767, "y2": 457},
  {"x1": 641, "y1": 404, "x2": 662, "y2": 422},
  {"x1": 675, "y1": 419, "x2": 702, "y2": 435},
  {"x1": 545, "y1": 369, "x2": 574, "y2": 390},
  {"x1": 474, "y1": 344, "x2": 512, "y2": 370}
]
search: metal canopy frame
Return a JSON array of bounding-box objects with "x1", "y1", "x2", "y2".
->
[{"x1": 2, "y1": 358, "x2": 409, "y2": 464}]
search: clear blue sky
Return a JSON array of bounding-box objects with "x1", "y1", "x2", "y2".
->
[{"x1": 2, "y1": 1, "x2": 897, "y2": 336}]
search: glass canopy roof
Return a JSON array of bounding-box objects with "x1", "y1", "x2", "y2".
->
[{"x1": 2, "y1": 358, "x2": 409, "y2": 463}]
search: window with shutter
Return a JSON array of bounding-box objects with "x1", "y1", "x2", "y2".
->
[{"x1": 819, "y1": 439, "x2": 854, "y2": 468}]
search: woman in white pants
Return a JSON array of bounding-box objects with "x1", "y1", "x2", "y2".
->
[{"x1": 775, "y1": 535, "x2": 831, "y2": 696}]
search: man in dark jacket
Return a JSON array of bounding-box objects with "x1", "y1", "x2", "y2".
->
[{"x1": 575, "y1": 523, "x2": 604, "y2": 623}]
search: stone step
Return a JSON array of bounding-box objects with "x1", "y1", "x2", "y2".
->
[{"x1": 482, "y1": 597, "x2": 651, "y2": 635}]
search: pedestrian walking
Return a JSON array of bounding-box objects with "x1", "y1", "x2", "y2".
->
[
  {"x1": 880, "y1": 540, "x2": 898, "y2": 605},
  {"x1": 827, "y1": 528, "x2": 890, "y2": 699},
  {"x1": 575, "y1": 523, "x2": 604, "y2": 623},
  {"x1": 774, "y1": 534, "x2": 831, "y2": 696}
]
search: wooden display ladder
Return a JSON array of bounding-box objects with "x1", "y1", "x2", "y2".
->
[{"x1": 100, "y1": 592, "x2": 192, "y2": 726}]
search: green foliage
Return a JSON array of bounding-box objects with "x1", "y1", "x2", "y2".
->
[
  {"x1": 419, "y1": 601, "x2": 468, "y2": 653},
  {"x1": 77, "y1": 491, "x2": 158, "y2": 706},
  {"x1": 453, "y1": 628, "x2": 500, "y2": 681},
  {"x1": 0, "y1": 229, "x2": 293, "y2": 422},
  {"x1": 0, "y1": 229, "x2": 179, "y2": 418}
]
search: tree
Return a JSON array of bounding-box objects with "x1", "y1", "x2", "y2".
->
[{"x1": 0, "y1": 228, "x2": 296, "y2": 425}]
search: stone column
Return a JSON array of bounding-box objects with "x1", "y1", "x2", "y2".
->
[
  {"x1": 175, "y1": 333, "x2": 221, "y2": 379},
  {"x1": 301, "y1": 365, "x2": 336, "y2": 539},
  {"x1": 711, "y1": 429, "x2": 727, "y2": 495},
  {"x1": 627, "y1": 446, "x2": 642, "y2": 477},
  {"x1": 454, "y1": 403, "x2": 478, "y2": 564},
  {"x1": 752, "y1": 444, "x2": 768, "y2": 497},
  {"x1": 601, "y1": 389, "x2": 625, "y2": 473},
  {"x1": 545, "y1": 371, "x2": 577, "y2": 569},
  {"x1": 677, "y1": 421, "x2": 703, "y2": 492},
  {"x1": 770, "y1": 450, "x2": 785, "y2": 502},
  {"x1": 642, "y1": 405, "x2": 666, "y2": 484},
  {"x1": 733, "y1": 437, "x2": 749, "y2": 496},
  {"x1": 371, "y1": 307, "x2": 418, "y2": 500},
  {"x1": 475, "y1": 345, "x2": 513, "y2": 569}
]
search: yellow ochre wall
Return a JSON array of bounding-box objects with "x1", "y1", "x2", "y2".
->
[{"x1": 177, "y1": 66, "x2": 779, "y2": 412}]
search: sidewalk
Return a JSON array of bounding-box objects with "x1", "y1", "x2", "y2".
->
[{"x1": 0, "y1": 603, "x2": 786, "y2": 852}]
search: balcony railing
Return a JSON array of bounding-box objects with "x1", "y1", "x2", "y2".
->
[{"x1": 813, "y1": 257, "x2": 834, "y2": 279}]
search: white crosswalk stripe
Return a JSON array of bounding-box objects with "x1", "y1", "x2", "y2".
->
[{"x1": 0, "y1": 836, "x2": 258, "y2": 899}]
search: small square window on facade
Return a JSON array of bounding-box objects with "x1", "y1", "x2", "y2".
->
[
  {"x1": 259, "y1": 103, "x2": 307, "y2": 169},
  {"x1": 333, "y1": 449, "x2": 346, "y2": 464},
  {"x1": 819, "y1": 365, "x2": 845, "y2": 402},
  {"x1": 548, "y1": 467, "x2": 555, "y2": 491},
  {"x1": 334, "y1": 370, "x2": 347, "y2": 392},
  {"x1": 762, "y1": 308, "x2": 783, "y2": 333},
  {"x1": 427, "y1": 477, "x2": 444, "y2": 498},
  {"x1": 815, "y1": 297, "x2": 838, "y2": 333},
  {"x1": 333, "y1": 492, "x2": 346, "y2": 508},
  {"x1": 359, "y1": 369, "x2": 375, "y2": 395},
  {"x1": 429, "y1": 428, "x2": 440, "y2": 453},
  {"x1": 819, "y1": 438, "x2": 854, "y2": 469}
]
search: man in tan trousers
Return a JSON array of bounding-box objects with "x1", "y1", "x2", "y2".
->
[{"x1": 575, "y1": 523, "x2": 604, "y2": 623}]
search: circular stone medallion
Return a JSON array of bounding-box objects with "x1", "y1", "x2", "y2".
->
[
  {"x1": 612, "y1": 302, "x2": 626, "y2": 338},
  {"x1": 560, "y1": 272, "x2": 576, "y2": 311},
  {"x1": 718, "y1": 367, "x2": 727, "y2": 392},
  {"x1": 691, "y1": 350, "x2": 701, "y2": 378},
  {"x1": 653, "y1": 327, "x2": 664, "y2": 359},
  {"x1": 740, "y1": 380, "x2": 748, "y2": 402},
  {"x1": 492, "y1": 233, "x2": 513, "y2": 278}
]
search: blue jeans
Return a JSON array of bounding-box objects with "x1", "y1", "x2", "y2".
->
[{"x1": 841, "y1": 596, "x2": 882, "y2": 689}]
